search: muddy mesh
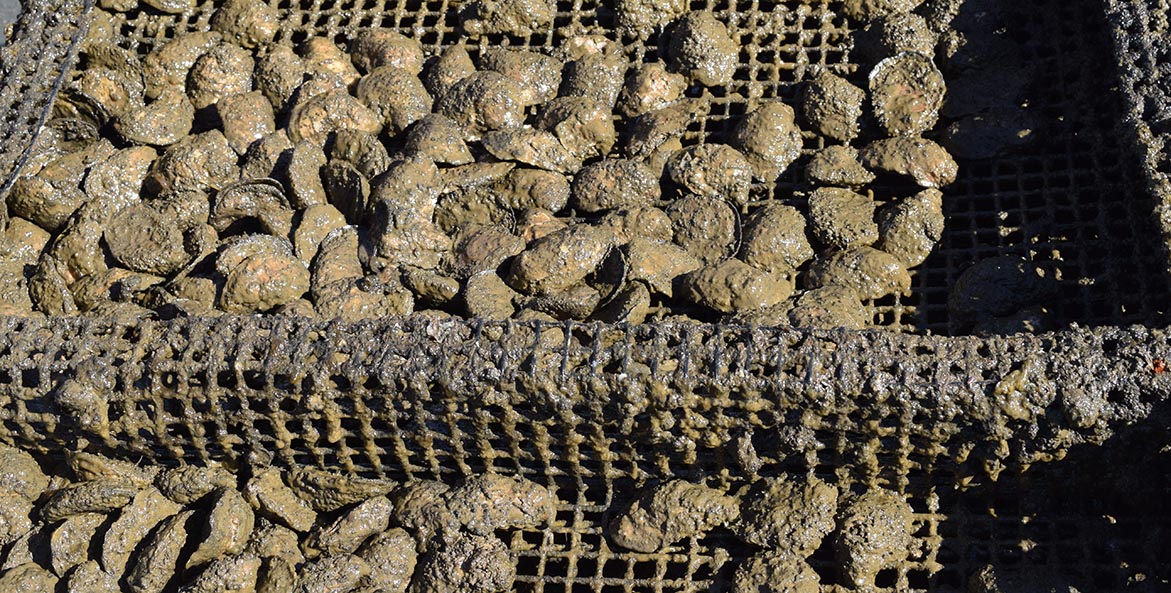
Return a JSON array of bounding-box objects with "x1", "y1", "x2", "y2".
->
[{"x1": 0, "y1": 0, "x2": 1169, "y2": 590}]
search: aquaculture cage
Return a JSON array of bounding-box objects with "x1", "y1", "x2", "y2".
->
[{"x1": 0, "y1": 0, "x2": 1168, "y2": 591}]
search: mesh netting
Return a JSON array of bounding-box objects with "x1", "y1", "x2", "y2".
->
[
  {"x1": 0, "y1": 0, "x2": 1168, "y2": 590},
  {"x1": 0, "y1": 315, "x2": 1169, "y2": 589}
]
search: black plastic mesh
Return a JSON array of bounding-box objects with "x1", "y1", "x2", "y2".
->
[
  {"x1": 0, "y1": 0, "x2": 1168, "y2": 590},
  {"x1": 0, "y1": 315, "x2": 1169, "y2": 589}
]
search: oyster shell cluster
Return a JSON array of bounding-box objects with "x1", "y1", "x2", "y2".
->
[
  {"x1": 0, "y1": 0, "x2": 966, "y2": 329},
  {"x1": 604, "y1": 474, "x2": 920, "y2": 592},
  {"x1": 0, "y1": 443, "x2": 554, "y2": 593}
]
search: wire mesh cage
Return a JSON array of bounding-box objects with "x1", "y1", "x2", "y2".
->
[{"x1": 0, "y1": 0, "x2": 1168, "y2": 590}]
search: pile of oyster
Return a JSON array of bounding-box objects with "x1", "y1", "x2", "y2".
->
[
  {"x1": 0, "y1": 444, "x2": 555, "y2": 593},
  {"x1": 0, "y1": 0, "x2": 964, "y2": 328}
]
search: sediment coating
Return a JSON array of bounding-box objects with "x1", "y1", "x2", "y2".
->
[{"x1": 0, "y1": 315, "x2": 1165, "y2": 481}]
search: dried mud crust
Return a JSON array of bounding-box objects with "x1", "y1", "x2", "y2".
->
[{"x1": 0, "y1": 0, "x2": 975, "y2": 332}]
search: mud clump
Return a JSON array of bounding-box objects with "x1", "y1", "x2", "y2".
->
[
  {"x1": 461, "y1": 0, "x2": 554, "y2": 37},
  {"x1": 834, "y1": 488, "x2": 915, "y2": 589},
  {"x1": 730, "y1": 552, "x2": 820, "y2": 593},
  {"x1": 807, "y1": 187, "x2": 879, "y2": 250},
  {"x1": 808, "y1": 246, "x2": 911, "y2": 300},
  {"x1": 869, "y1": 52, "x2": 946, "y2": 136},
  {"x1": 410, "y1": 532, "x2": 515, "y2": 593},
  {"x1": 734, "y1": 476, "x2": 838, "y2": 557},
  {"x1": 802, "y1": 70, "x2": 866, "y2": 143},
  {"x1": 682, "y1": 259, "x2": 793, "y2": 314},
  {"x1": 606, "y1": 480, "x2": 739, "y2": 552},
  {"x1": 444, "y1": 473, "x2": 556, "y2": 535},
  {"x1": 616, "y1": 0, "x2": 688, "y2": 39},
  {"x1": 668, "y1": 12, "x2": 739, "y2": 87}
]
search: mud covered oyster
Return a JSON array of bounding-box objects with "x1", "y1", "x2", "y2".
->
[
  {"x1": 834, "y1": 488, "x2": 916, "y2": 589},
  {"x1": 607, "y1": 480, "x2": 739, "y2": 552},
  {"x1": 667, "y1": 12, "x2": 738, "y2": 87}
]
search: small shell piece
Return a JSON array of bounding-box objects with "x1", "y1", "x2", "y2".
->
[{"x1": 461, "y1": 0, "x2": 555, "y2": 37}]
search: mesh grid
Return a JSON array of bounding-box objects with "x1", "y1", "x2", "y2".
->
[
  {"x1": 70, "y1": 0, "x2": 1170, "y2": 334},
  {"x1": 0, "y1": 315, "x2": 1169, "y2": 589},
  {"x1": 0, "y1": 0, "x2": 1169, "y2": 589}
]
